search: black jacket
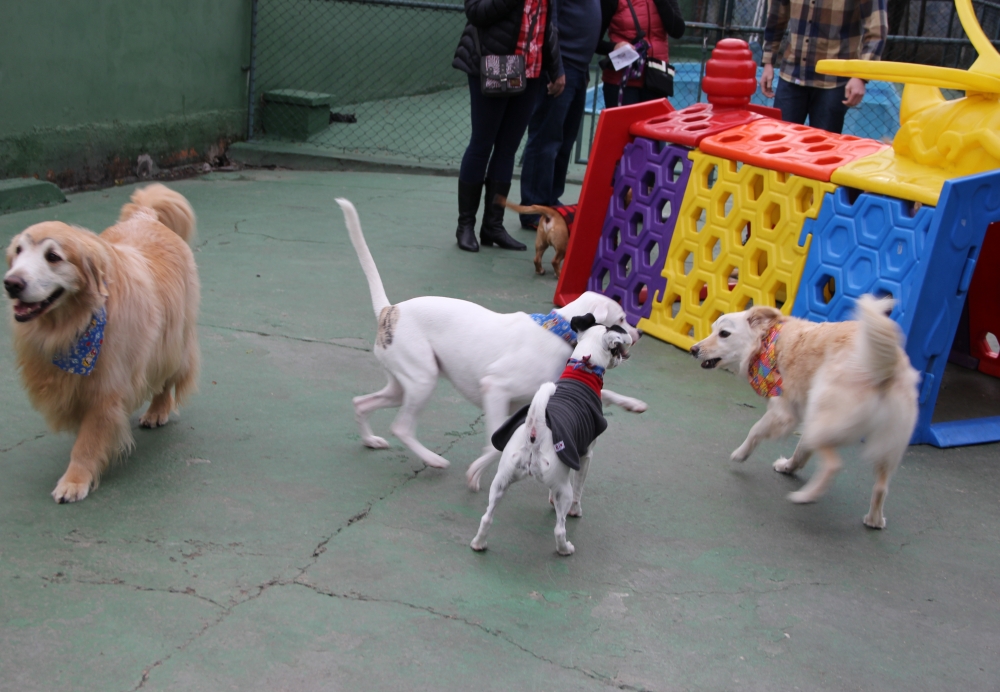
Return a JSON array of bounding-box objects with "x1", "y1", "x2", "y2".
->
[{"x1": 453, "y1": 0, "x2": 564, "y2": 80}]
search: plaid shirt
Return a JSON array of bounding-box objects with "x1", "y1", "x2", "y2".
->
[
  {"x1": 516, "y1": 0, "x2": 548, "y2": 78},
  {"x1": 762, "y1": 0, "x2": 887, "y2": 88}
]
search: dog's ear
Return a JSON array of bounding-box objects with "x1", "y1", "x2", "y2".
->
[
  {"x1": 571, "y1": 313, "x2": 597, "y2": 334},
  {"x1": 590, "y1": 301, "x2": 610, "y2": 324},
  {"x1": 746, "y1": 306, "x2": 782, "y2": 334},
  {"x1": 83, "y1": 254, "x2": 109, "y2": 298}
]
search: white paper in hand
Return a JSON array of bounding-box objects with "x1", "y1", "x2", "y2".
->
[{"x1": 609, "y1": 44, "x2": 641, "y2": 71}]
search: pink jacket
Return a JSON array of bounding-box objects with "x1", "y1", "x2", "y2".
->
[{"x1": 602, "y1": 0, "x2": 671, "y2": 87}]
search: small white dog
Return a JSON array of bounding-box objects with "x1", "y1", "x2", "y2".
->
[
  {"x1": 470, "y1": 314, "x2": 632, "y2": 555},
  {"x1": 689, "y1": 295, "x2": 919, "y2": 529},
  {"x1": 336, "y1": 199, "x2": 646, "y2": 486}
]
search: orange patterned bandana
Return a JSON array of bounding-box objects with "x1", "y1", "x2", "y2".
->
[{"x1": 748, "y1": 323, "x2": 783, "y2": 397}]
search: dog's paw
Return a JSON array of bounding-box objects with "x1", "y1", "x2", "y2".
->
[
  {"x1": 557, "y1": 541, "x2": 575, "y2": 556},
  {"x1": 361, "y1": 435, "x2": 390, "y2": 449},
  {"x1": 773, "y1": 457, "x2": 796, "y2": 474},
  {"x1": 51, "y1": 476, "x2": 92, "y2": 504},
  {"x1": 730, "y1": 447, "x2": 750, "y2": 463},
  {"x1": 621, "y1": 398, "x2": 648, "y2": 414},
  {"x1": 787, "y1": 489, "x2": 817, "y2": 504},
  {"x1": 568, "y1": 502, "x2": 582, "y2": 518},
  {"x1": 139, "y1": 410, "x2": 170, "y2": 428},
  {"x1": 470, "y1": 537, "x2": 487, "y2": 551},
  {"x1": 422, "y1": 454, "x2": 450, "y2": 469},
  {"x1": 863, "y1": 514, "x2": 886, "y2": 529}
]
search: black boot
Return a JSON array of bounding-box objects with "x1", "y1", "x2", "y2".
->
[
  {"x1": 480, "y1": 180, "x2": 526, "y2": 251},
  {"x1": 456, "y1": 180, "x2": 482, "y2": 252}
]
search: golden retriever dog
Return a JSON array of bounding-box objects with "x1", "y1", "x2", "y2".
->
[
  {"x1": 689, "y1": 295, "x2": 919, "y2": 529},
  {"x1": 497, "y1": 197, "x2": 570, "y2": 277},
  {"x1": 3, "y1": 184, "x2": 200, "y2": 503}
]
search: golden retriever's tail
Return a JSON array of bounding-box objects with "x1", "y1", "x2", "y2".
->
[
  {"x1": 120, "y1": 183, "x2": 196, "y2": 245},
  {"x1": 854, "y1": 294, "x2": 904, "y2": 386},
  {"x1": 336, "y1": 198, "x2": 391, "y2": 318}
]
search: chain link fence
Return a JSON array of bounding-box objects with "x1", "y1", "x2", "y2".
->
[{"x1": 247, "y1": 0, "x2": 1000, "y2": 167}]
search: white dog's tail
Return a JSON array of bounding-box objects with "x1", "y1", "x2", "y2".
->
[
  {"x1": 525, "y1": 382, "x2": 557, "y2": 450},
  {"x1": 336, "y1": 198, "x2": 391, "y2": 317},
  {"x1": 854, "y1": 294, "x2": 904, "y2": 386},
  {"x1": 120, "y1": 183, "x2": 196, "y2": 245}
]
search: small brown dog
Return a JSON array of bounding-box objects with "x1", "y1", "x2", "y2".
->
[
  {"x1": 497, "y1": 197, "x2": 571, "y2": 277},
  {"x1": 3, "y1": 184, "x2": 201, "y2": 503}
]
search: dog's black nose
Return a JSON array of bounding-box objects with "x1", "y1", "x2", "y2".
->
[
  {"x1": 689, "y1": 344, "x2": 700, "y2": 358},
  {"x1": 4, "y1": 276, "x2": 25, "y2": 298}
]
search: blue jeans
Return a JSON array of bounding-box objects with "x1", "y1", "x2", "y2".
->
[
  {"x1": 773, "y1": 78, "x2": 849, "y2": 134},
  {"x1": 459, "y1": 75, "x2": 546, "y2": 185},
  {"x1": 518, "y1": 64, "x2": 589, "y2": 226}
]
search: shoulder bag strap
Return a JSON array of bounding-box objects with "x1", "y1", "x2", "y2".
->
[{"x1": 623, "y1": 0, "x2": 645, "y2": 42}]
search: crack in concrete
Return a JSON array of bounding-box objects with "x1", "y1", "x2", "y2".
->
[
  {"x1": 231, "y1": 218, "x2": 328, "y2": 244},
  {"x1": 201, "y1": 323, "x2": 372, "y2": 352},
  {"x1": 0, "y1": 431, "x2": 48, "y2": 453},
  {"x1": 289, "y1": 581, "x2": 652, "y2": 691}
]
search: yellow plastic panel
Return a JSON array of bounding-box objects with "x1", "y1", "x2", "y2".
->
[
  {"x1": 638, "y1": 151, "x2": 835, "y2": 350},
  {"x1": 831, "y1": 148, "x2": 949, "y2": 207}
]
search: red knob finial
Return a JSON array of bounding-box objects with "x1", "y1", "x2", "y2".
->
[{"x1": 702, "y1": 38, "x2": 757, "y2": 109}]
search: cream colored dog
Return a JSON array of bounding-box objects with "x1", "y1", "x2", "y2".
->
[
  {"x1": 690, "y1": 295, "x2": 919, "y2": 529},
  {"x1": 3, "y1": 184, "x2": 201, "y2": 503}
]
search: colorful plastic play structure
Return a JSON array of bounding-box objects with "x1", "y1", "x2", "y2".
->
[{"x1": 554, "y1": 0, "x2": 1000, "y2": 448}]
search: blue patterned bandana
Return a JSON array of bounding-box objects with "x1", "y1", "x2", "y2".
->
[
  {"x1": 53, "y1": 307, "x2": 106, "y2": 375},
  {"x1": 530, "y1": 310, "x2": 577, "y2": 345}
]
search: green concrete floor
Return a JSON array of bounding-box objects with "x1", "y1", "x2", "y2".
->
[{"x1": 1, "y1": 170, "x2": 998, "y2": 691}]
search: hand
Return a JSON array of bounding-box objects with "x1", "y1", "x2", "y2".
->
[
  {"x1": 548, "y1": 74, "x2": 566, "y2": 97},
  {"x1": 614, "y1": 41, "x2": 630, "y2": 51},
  {"x1": 843, "y1": 77, "x2": 866, "y2": 107},
  {"x1": 760, "y1": 64, "x2": 775, "y2": 99}
]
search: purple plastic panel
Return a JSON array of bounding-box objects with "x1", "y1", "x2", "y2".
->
[{"x1": 588, "y1": 137, "x2": 693, "y2": 325}]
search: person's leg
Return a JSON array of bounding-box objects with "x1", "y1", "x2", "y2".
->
[
  {"x1": 481, "y1": 79, "x2": 547, "y2": 249},
  {"x1": 551, "y1": 65, "x2": 590, "y2": 203},
  {"x1": 772, "y1": 78, "x2": 809, "y2": 125},
  {"x1": 806, "y1": 83, "x2": 849, "y2": 134},
  {"x1": 458, "y1": 74, "x2": 509, "y2": 251},
  {"x1": 602, "y1": 81, "x2": 620, "y2": 109},
  {"x1": 518, "y1": 87, "x2": 557, "y2": 228}
]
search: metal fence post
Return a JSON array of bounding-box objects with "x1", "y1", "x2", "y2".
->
[{"x1": 246, "y1": 0, "x2": 259, "y2": 141}]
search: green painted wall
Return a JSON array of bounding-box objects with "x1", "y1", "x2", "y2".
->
[{"x1": 0, "y1": 0, "x2": 252, "y2": 186}]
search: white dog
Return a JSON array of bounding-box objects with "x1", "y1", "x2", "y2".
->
[
  {"x1": 336, "y1": 199, "x2": 646, "y2": 487},
  {"x1": 470, "y1": 314, "x2": 632, "y2": 555},
  {"x1": 689, "y1": 295, "x2": 919, "y2": 529}
]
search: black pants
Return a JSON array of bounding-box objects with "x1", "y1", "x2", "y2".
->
[
  {"x1": 459, "y1": 74, "x2": 546, "y2": 184},
  {"x1": 773, "y1": 79, "x2": 849, "y2": 134}
]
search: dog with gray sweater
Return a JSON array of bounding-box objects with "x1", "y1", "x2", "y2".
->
[{"x1": 471, "y1": 314, "x2": 633, "y2": 556}]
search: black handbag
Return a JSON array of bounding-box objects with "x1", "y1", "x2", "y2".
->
[
  {"x1": 473, "y1": 1, "x2": 543, "y2": 97},
  {"x1": 621, "y1": 0, "x2": 674, "y2": 98}
]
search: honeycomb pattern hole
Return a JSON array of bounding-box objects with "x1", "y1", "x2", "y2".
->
[
  {"x1": 795, "y1": 187, "x2": 815, "y2": 214},
  {"x1": 845, "y1": 187, "x2": 863, "y2": 206},
  {"x1": 608, "y1": 227, "x2": 622, "y2": 251},
  {"x1": 774, "y1": 281, "x2": 787, "y2": 310},
  {"x1": 906, "y1": 200, "x2": 924, "y2": 218},
  {"x1": 619, "y1": 254, "x2": 633, "y2": 279},
  {"x1": 680, "y1": 249, "x2": 693, "y2": 276},
  {"x1": 669, "y1": 294, "x2": 682, "y2": 318},
  {"x1": 742, "y1": 296, "x2": 755, "y2": 309},
  {"x1": 819, "y1": 274, "x2": 836, "y2": 304},
  {"x1": 748, "y1": 174, "x2": 764, "y2": 202},
  {"x1": 750, "y1": 248, "x2": 770, "y2": 278},
  {"x1": 723, "y1": 265, "x2": 739, "y2": 290},
  {"x1": 629, "y1": 212, "x2": 644, "y2": 239},
  {"x1": 740, "y1": 221, "x2": 752, "y2": 246},
  {"x1": 635, "y1": 282, "x2": 648, "y2": 306},
  {"x1": 763, "y1": 201, "x2": 781, "y2": 230},
  {"x1": 599, "y1": 268, "x2": 611, "y2": 291},
  {"x1": 620, "y1": 185, "x2": 633, "y2": 209},
  {"x1": 658, "y1": 198, "x2": 673, "y2": 223},
  {"x1": 719, "y1": 191, "x2": 733, "y2": 219},
  {"x1": 706, "y1": 235, "x2": 721, "y2": 264},
  {"x1": 692, "y1": 206, "x2": 707, "y2": 231},
  {"x1": 695, "y1": 280, "x2": 708, "y2": 306},
  {"x1": 760, "y1": 133, "x2": 785, "y2": 143},
  {"x1": 641, "y1": 170, "x2": 656, "y2": 197},
  {"x1": 669, "y1": 157, "x2": 685, "y2": 183},
  {"x1": 644, "y1": 240, "x2": 661, "y2": 268},
  {"x1": 709, "y1": 309, "x2": 723, "y2": 326},
  {"x1": 705, "y1": 164, "x2": 719, "y2": 190}
]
